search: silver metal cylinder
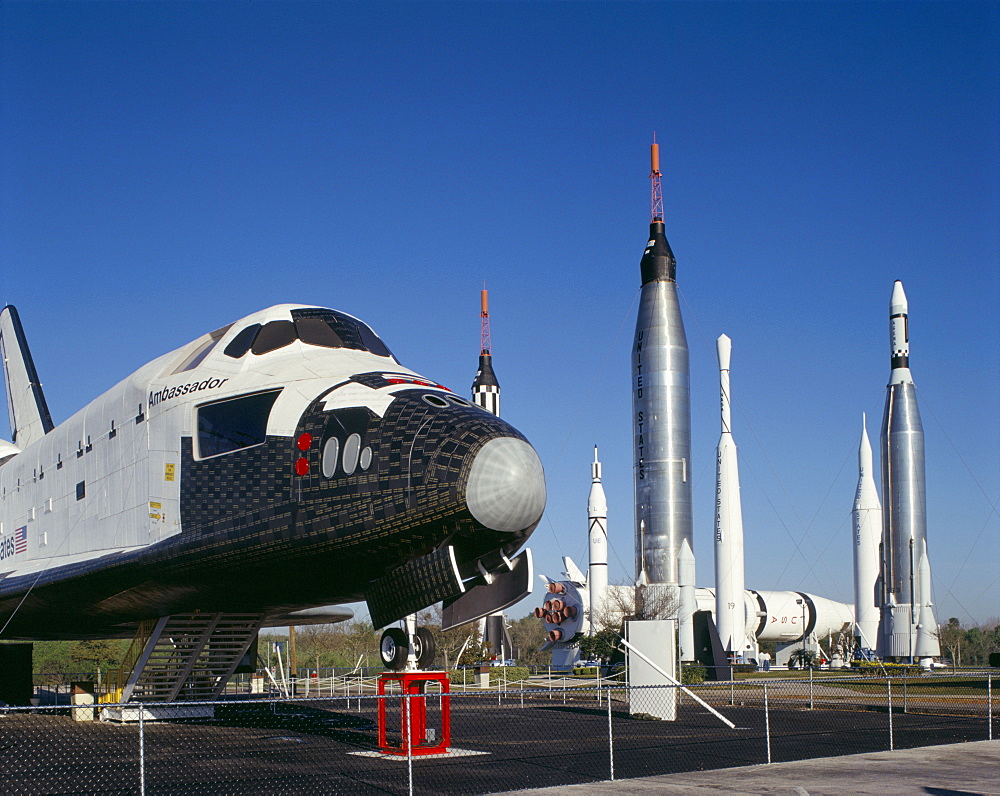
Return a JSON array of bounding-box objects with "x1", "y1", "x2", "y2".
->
[
  {"x1": 632, "y1": 270, "x2": 693, "y2": 590},
  {"x1": 881, "y1": 383, "x2": 926, "y2": 601}
]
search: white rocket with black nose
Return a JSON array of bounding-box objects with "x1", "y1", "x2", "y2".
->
[
  {"x1": 632, "y1": 140, "x2": 695, "y2": 659},
  {"x1": 587, "y1": 446, "x2": 609, "y2": 630},
  {"x1": 852, "y1": 414, "x2": 881, "y2": 654},
  {"x1": 878, "y1": 281, "x2": 939, "y2": 663},
  {"x1": 713, "y1": 334, "x2": 747, "y2": 654}
]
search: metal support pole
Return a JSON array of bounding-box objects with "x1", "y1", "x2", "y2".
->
[
  {"x1": 764, "y1": 682, "x2": 771, "y2": 764},
  {"x1": 809, "y1": 666, "x2": 814, "y2": 710},
  {"x1": 988, "y1": 675, "x2": 993, "y2": 741},
  {"x1": 887, "y1": 678, "x2": 894, "y2": 751},
  {"x1": 903, "y1": 668, "x2": 908, "y2": 714},
  {"x1": 607, "y1": 682, "x2": 615, "y2": 781},
  {"x1": 405, "y1": 692, "x2": 414, "y2": 796},
  {"x1": 139, "y1": 708, "x2": 146, "y2": 796}
]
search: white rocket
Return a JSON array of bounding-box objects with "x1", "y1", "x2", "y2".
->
[
  {"x1": 852, "y1": 414, "x2": 882, "y2": 653},
  {"x1": 878, "y1": 280, "x2": 939, "y2": 663},
  {"x1": 587, "y1": 446, "x2": 609, "y2": 631},
  {"x1": 713, "y1": 334, "x2": 747, "y2": 653}
]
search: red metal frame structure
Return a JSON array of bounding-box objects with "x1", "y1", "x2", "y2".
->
[
  {"x1": 377, "y1": 671, "x2": 451, "y2": 756},
  {"x1": 650, "y1": 135, "x2": 664, "y2": 223},
  {"x1": 480, "y1": 287, "x2": 492, "y2": 356}
]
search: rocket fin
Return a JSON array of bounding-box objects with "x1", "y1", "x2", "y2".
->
[
  {"x1": 0, "y1": 305, "x2": 54, "y2": 448},
  {"x1": 562, "y1": 556, "x2": 586, "y2": 585}
]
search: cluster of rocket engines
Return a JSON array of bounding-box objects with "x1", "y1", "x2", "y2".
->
[
  {"x1": 535, "y1": 142, "x2": 940, "y2": 667},
  {"x1": 533, "y1": 582, "x2": 584, "y2": 643}
]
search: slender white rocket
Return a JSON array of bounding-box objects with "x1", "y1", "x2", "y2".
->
[
  {"x1": 852, "y1": 414, "x2": 882, "y2": 652},
  {"x1": 587, "y1": 446, "x2": 609, "y2": 632},
  {"x1": 913, "y1": 539, "x2": 938, "y2": 659},
  {"x1": 713, "y1": 334, "x2": 746, "y2": 654}
]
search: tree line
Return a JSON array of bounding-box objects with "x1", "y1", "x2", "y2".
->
[
  {"x1": 936, "y1": 617, "x2": 1000, "y2": 667},
  {"x1": 22, "y1": 613, "x2": 999, "y2": 680}
]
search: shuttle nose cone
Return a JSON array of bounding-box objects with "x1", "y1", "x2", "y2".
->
[{"x1": 466, "y1": 437, "x2": 545, "y2": 533}]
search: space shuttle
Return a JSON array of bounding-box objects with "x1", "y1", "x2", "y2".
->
[{"x1": 0, "y1": 304, "x2": 544, "y2": 680}]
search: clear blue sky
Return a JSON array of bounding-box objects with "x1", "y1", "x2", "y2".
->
[{"x1": 2, "y1": 2, "x2": 997, "y2": 626}]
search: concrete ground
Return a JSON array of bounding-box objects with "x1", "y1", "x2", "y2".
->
[{"x1": 498, "y1": 739, "x2": 1000, "y2": 795}]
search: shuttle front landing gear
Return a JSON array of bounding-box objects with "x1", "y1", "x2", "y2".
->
[
  {"x1": 412, "y1": 627, "x2": 435, "y2": 668},
  {"x1": 379, "y1": 616, "x2": 436, "y2": 671},
  {"x1": 380, "y1": 628, "x2": 408, "y2": 670}
]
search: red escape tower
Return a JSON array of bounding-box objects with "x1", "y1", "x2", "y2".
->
[{"x1": 471, "y1": 287, "x2": 500, "y2": 416}]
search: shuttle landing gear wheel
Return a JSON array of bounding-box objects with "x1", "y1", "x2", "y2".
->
[
  {"x1": 380, "y1": 628, "x2": 408, "y2": 670},
  {"x1": 412, "y1": 626, "x2": 436, "y2": 669}
]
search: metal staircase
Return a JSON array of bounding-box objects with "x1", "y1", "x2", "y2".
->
[{"x1": 100, "y1": 612, "x2": 263, "y2": 719}]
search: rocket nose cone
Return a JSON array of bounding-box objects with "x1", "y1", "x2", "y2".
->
[
  {"x1": 890, "y1": 281, "x2": 908, "y2": 315},
  {"x1": 858, "y1": 416, "x2": 873, "y2": 469},
  {"x1": 717, "y1": 334, "x2": 732, "y2": 369},
  {"x1": 466, "y1": 437, "x2": 546, "y2": 533}
]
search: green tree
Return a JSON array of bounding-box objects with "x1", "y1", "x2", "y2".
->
[
  {"x1": 507, "y1": 614, "x2": 548, "y2": 666},
  {"x1": 938, "y1": 618, "x2": 964, "y2": 667},
  {"x1": 577, "y1": 629, "x2": 620, "y2": 663},
  {"x1": 32, "y1": 640, "x2": 74, "y2": 683}
]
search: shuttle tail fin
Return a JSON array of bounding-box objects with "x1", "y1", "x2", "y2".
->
[{"x1": 0, "y1": 305, "x2": 54, "y2": 448}]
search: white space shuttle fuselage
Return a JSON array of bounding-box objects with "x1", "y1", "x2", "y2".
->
[{"x1": 0, "y1": 304, "x2": 545, "y2": 639}]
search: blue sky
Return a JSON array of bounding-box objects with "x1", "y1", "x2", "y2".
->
[{"x1": 2, "y1": 1, "x2": 998, "y2": 625}]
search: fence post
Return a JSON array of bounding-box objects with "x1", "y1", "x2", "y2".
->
[
  {"x1": 607, "y1": 681, "x2": 615, "y2": 781},
  {"x1": 989, "y1": 674, "x2": 993, "y2": 742},
  {"x1": 138, "y1": 706, "x2": 146, "y2": 796},
  {"x1": 763, "y1": 682, "x2": 771, "y2": 764},
  {"x1": 903, "y1": 668, "x2": 908, "y2": 714},
  {"x1": 887, "y1": 677, "x2": 894, "y2": 751},
  {"x1": 809, "y1": 666, "x2": 814, "y2": 710},
  {"x1": 405, "y1": 691, "x2": 414, "y2": 796}
]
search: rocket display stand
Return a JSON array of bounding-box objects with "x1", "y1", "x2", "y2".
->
[{"x1": 377, "y1": 671, "x2": 450, "y2": 756}]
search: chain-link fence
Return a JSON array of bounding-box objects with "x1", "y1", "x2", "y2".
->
[{"x1": 3, "y1": 671, "x2": 996, "y2": 794}]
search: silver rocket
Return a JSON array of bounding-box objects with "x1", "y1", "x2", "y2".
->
[
  {"x1": 852, "y1": 414, "x2": 882, "y2": 653},
  {"x1": 587, "y1": 446, "x2": 609, "y2": 631},
  {"x1": 878, "y1": 280, "x2": 939, "y2": 662},
  {"x1": 713, "y1": 334, "x2": 747, "y2": 654},
  {"x1": 632, "y1": 140, "x2": 694, "y2": 657}
]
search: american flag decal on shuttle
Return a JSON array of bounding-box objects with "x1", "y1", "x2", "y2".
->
[{"x1": 14, "y1": 527, "x2": 27, "y2": 555}]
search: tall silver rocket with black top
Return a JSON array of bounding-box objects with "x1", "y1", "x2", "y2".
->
[
  {"x1": 878, "y1": 280, "x2": 939, "y2": 663},
  {"x1": 632, "y1": 139, "x2": 695, "y2": 659}
]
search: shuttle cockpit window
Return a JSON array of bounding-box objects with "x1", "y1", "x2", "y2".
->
[
  {"x1": 197, "y1": 389, "x2": 282, "y2": 458},
  {"x1": 224, "y1": 324, "x2": 261, "y2": 358},
  {"x1": 291, "y1": 308, "x2": 395, "y2": 359},
  {"x1": 222, "y1": 309, "x2": 395, "y2": 360},
  {"x1": 251, "y1": 320, "x2": 297, "y2": 355},
  {"x1": 172, "y1": 324, "x2": 234, "y2": 374}
]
